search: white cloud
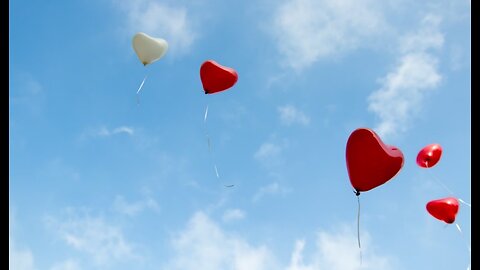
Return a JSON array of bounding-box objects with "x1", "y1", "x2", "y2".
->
[
  {"x1": 113, "y1": 194, "x2": 160, "y2": 216},
  {"x1": 399, "y1": 15, "x2": 444, "y2": 53},
  {"x1": 81, "y1": 125, "x2": 135, "y2": 139},
  {"x1": 286, "y1": 240, "x2": 315, "y2": 270},
  {"x1": 163, "y1": 211, "x2": 394, "y2": 270},
  {"x1": 9, "y1": 244, "x2": 35, "y2": 270},
  {"x1": 285, "y1": 225, "x2": 394, "y2": 270},
  {"x1": 253, "y1": 182, "x2": 291, "y2": 202},
  {"x1": 50, "y1": 259, "x2": 81, "y2": 270},
  {"x1": 113, "y1": 0, "x2": 197, "y2": 55},
  {"x1": 11, "y1": 72, "x2": 46, "y2": 116},
  {"x1": 368, "y1": 15, "x2": 443, "y2": 139},
  {"x1": 112, "y1": 126, "x2": 134, "y2": 135},
  {"x1": 254, "y1": 142, "x2": 283, "y2": 162},
  {"x1": 10, "y1": 208, "x2": 36, "y2": 270},
  {"x1": 163, "y1": 211, "x2": 278, "y2": 270},
  {"x1": 45, "y1": 211, "x2": 140, "y2": 266},
  {"x1": 222, "y1": 209, "x2": 246, "y2": 223},
  {"x1": 271, "y1": 0, "x2": 388, "y2": 71},
  {"x1": 278, "y1": 105, "x2": 310, "y2": 126}
]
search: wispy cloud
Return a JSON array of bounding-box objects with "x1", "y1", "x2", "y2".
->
[
  {"x1": 113, "y1": 0, "x2": 197, "y2": 55},
  {"x1": 163, "y1": 211, "x2": 278, "y2": 270},
  {"x1": 9, "y1": 242, "x2": 35, "y2": 270},
  {"x1": 368, "y1": 15, "x2": 443, "y2": 139},
  {"x1": 163, "y1": 211, "x2": 394, "y2": 270},
  {"x1": 50, "y1": 259, "x2": 81, "y2": 270},
  {"x1": 222, "y1": 209, "x2": 246, "y2": 223},
  {"x1": 286, "y1": 225, "x2": 393, "y2": 270},
  {"x1": 254, "y1": 136, "x2": 290, "y2": 171},
  {"x1": 254, "y1": 142, "x2": 283, "y2": 162},
  {"x1": 252, "y1": 182, "x2": 291, "y2": 202},
  {"x1": 45, "y1": 211, "x2": 140, "y2": 266},
  {"x1": 271, "y1": 0, "x2": 388, "y2": 71},
  {"x1": 113, "y1": 194, "x2": 160, "y2": 216},
  {"x1": 278, "y1": 105, "x2": 310, "y2": 126},
  {"x1": 10, "y1": 209, "x2": 36, "y2": 270},
  {"x1": 11, "y1": 72, "x2": 46, "y2": 116},
  {"x1": 80, "y1": 125, "x2": 134, "y2": 139}
]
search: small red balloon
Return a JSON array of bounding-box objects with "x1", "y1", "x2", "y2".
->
[
  {"x1": 200, "y1": 60, "x2": 238, "y2": 94},
  {"x1": 345, "y1": 128, "x2": 404, "y2": 193},
  {"x1": 426, "y1": 197, "x2": 459, "y2": 224},
  {"x1": 416, "y1": 143, "x2": 442, "y2": 168}
]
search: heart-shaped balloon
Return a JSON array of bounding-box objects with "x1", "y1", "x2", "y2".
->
[
  {"x1": 426, "y1": 197, "x2": 459, "y2": 224},
  {"x1": 132, "y1": 32, "x2": 168, "y2": 66},
  {"x1": 416, "y1": 143, "x2": 442, "y2": 168},
  {"x1": 200, "y1": 60, "x2": 238, "y2": 94},
  {"x1": 345, "y1": 128, "x2": 404, "y2": 193}
]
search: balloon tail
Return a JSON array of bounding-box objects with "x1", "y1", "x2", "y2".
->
[
  {"x1": 136, "y1": 74, "x2": 148, "y2": 94},
  {"x1": 425, "y1": 167, "x2": 471, "y2": 207},
  {"x1": 459, "y1": 199, "x2": 471, "y2": 207},
  {"x1": 426, "y1": 167, "x2": 454, "y2": 194},
  {"x1": 136, "y1": 74, "x2": 148, "y2": 105},
  {"x1": 214, "y1": 164, "x2": 220, "y2": 178},
  {"x1": 204, "y1": 105, "x2": 209, "y2": 123},
  {"x1": 203, "y1": 104, "x2": 234, "y2": 188},
  {"x1": 455, "y1": 222, "x2": 471, "y2": 269},
  {"x1": 207, "y1": 136, "x2": 211, "y2": 152},
  {"x1": 455, "y1": 223, "x2": 462, "y2": 233},
  {"x1": 356, "y1": 193, "x2": 363, "y2": 265}
]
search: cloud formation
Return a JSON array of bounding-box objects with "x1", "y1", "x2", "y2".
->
[
  {"x1": 163, "y1": 211, "x2": 394, "y2": 270},
  {"x1": 271, "y1": 0, "x2": 388, "y2": 71},
  {"x1": 164, "y1": 211, "x2": 277, "y2": 270},
  {"x1": 222, "y1": 209, "x2": 246, "y2": 223},
  {"x1": 278, "y1": 105, "x2": 310, "y2": 126},
  {"x1": 9, "y1": 243, "x2": 35, "y2": 270},
  {"x1": 252, "y1": 182, "x2": 291, "y2": 202},
  {"x1": 113, "y1": 0, "x2": 197, "y2": 55},
  {"x1": 81, "y1": 125, "x2": 134, "y2": 139},
  {"x1": 368, "y1": 15, "x2": 443, "y2": 138},
  {"x1": 45, "y1": 211, "x2": 139, "y2": 266},
  {"x1": 113, "y1": 194, "x2": 160, "y2": 216}
]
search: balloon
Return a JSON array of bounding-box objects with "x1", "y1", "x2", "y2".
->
[
  {"x1": 132, "y1": 32, "x2": 168, "y2": 66},
  {"x1": 345, "y1": 128, "x2": 404, "y2": 194},
  {"x1": 200, "y1": 60, "x2": 238, "y2": 94},
  {"x1": 426, "y1": 197, "x2": 459, "y2": 224},
  {"x1": 416, "y1": 143, "x2": 442, "y2": 168}
]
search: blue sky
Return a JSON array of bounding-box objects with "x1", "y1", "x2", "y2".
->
[{"x1": 9, "y1": 0, "x2": 470, "y2": 269}]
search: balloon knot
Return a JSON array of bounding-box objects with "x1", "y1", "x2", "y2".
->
[{"x1": 354, "y1": 190, "x2": 361, "y2": 196}]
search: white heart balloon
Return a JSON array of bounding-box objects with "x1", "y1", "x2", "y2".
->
[{"x1": 132, "y1": 32, "x2": 168, "y2": 66}]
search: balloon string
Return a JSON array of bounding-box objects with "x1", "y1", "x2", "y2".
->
[
  {"x1": 455, "y1": 223, "x2": 471, "y2": 269},
  {"x1": 204, "y1": 105, "x2": 209, "y2": 123},
  {"x1": 356, "y1": 192, "x2": 363, "y2": 265},
  {"x1": 203, "y1": 104, "x2": 234, "y2": 188},
  {"x1": 425, "y1": 165, "x2": 471, "y2": 207},
  {"x1": 136, "y1": 74, "x2": 148, "y2": 105}
]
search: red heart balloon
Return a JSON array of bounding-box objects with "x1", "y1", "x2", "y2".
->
[
  {"x1": 426, "y1": 197, "x2": 459, "y2": 224},
  {"x1": 345, "y1": 128, "x2": 404, "y2": 193},
  {"x1": 200, "y1": 60, "x2": 238, "y2": 94},
  {"x1": 416, "y1": 143, "x2": 442, "y2": 168}
]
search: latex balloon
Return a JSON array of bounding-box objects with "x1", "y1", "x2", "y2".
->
[
  {"x1": 426, "y1": 197, "x2": 459, "y2": 224},
  {"x1": 416, "y1": 143, "x2": 442, "y2": 168},
  {"x1": 346, "y1": 128, "x2": 404, "y2": 194},
  {"x1": 200, "y1": 60, "x2": 238, "y2": 94},
  {"x1": 132, "y1": 32, "x2": 168, "y2": 66}
]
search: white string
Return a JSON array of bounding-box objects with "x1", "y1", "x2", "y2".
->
[
  {"x1": 424, "y1": 165, "x2": 471, "y2": 207},
  {"x1": 356, "y1": 192, "x2": 363, "y2": 266},
  {"x1": 136, "y1": 74, "x2": 148, "y2": 105},
  {"x1": 455, "y1": 223, "x2": 471, "y2": 270},
  {"x1": 204, "y1": 105, "x2": 209, "y2": 123},
  {"x1": 203, "y1": 105, "x2": 234, "y2": 188}
]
